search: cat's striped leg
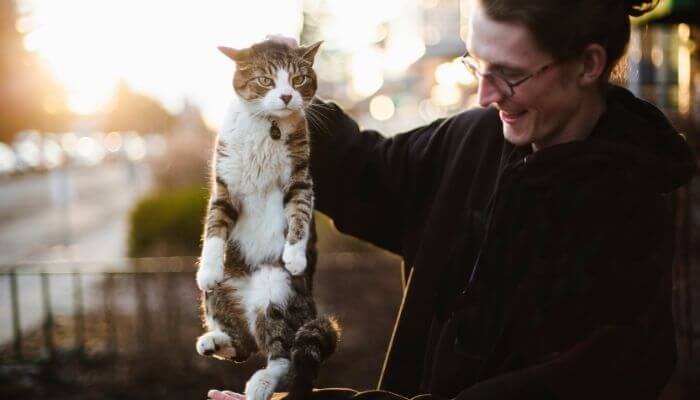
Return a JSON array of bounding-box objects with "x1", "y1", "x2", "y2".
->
[
  {"x1": 197, "y1": 177, "x2": 240, "y2": 291},
  {"x1": 282, "y1": 177, "x2": 313, "y2": 276},
  {"x1": 198, "y1": 285, "x2": 256, "y2": 362},
  {"x1": 246, "y1": 303, "x2": 294, "y2": 400},
  {"x1": 197, "y1": 290, "x2": 237, "y2": 359}
]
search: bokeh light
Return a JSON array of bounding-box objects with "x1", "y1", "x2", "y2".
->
[{"x1": 369, "y1": 95, "x2": 396, "y2": 121}]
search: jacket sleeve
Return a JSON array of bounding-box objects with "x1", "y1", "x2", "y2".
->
[{"x1": 308, "y1": 99, "x2": 449, "y2": 254}]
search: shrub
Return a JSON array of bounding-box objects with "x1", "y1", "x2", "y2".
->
[{"x1": 128, "y1": 186, "x2": 208, "y2": 257}]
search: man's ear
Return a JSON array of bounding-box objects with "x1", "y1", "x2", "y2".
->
[
  {"x1": 298, "y1": 41, "x2": 323, "y2": 63},
  {"x1": 218, "y1": 46, "x2": 250, "y2": 63},
  {"x1": 579, "y1": 43, "x2": 607, "y2": 86}
]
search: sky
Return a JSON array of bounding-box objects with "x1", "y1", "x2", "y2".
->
[{"x1": 18, "y1": 0, "x2": 304, "y2": 129}]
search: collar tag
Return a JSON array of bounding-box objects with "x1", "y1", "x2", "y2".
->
[{"x1": 269, "y1": 119, "x2": 281, "y2": 140}]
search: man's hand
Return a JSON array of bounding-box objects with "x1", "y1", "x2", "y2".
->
[
  {"x1": 265, "y1": 34, "x2": 298, "y2": 48},
  {"x1": 208, "y1": 389, "x2": 245, "y2": 400}
]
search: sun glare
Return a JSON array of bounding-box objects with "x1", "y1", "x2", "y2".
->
[{"x1": 19, "y1": 0, "x2": 303, "y2": 123}]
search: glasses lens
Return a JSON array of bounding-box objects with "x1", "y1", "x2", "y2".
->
[
  {"x1": 462, "y1": 57, "x2": 479, "y2": 79},
  {"x1": 486, "y1": 74, "x2": 514, "y2": 97},
  {"x1": 462, "y1": 55, "x2": 513, "y2": 97}
]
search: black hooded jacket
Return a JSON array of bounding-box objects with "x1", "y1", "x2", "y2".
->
[{"x1": 308, "y1": 85, "x2": 696, "y2": 399}]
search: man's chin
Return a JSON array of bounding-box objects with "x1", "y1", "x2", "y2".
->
[{"x1": 502, "y1": 125, "x2": 531, "y2": 147}]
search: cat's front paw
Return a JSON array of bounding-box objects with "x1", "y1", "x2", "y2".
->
[
  {"x1": 197, "y1": 258, "x2": 224, "y2": 291},
  {"x1": 197, "y1": 238, "x2": 226, "y2": 291},
  {"x1": 283, "y1": 241, "x2": 306, "y2": 275},
  {"x1": 196, "y1": 331, "x2": 234, "y2": 358}
]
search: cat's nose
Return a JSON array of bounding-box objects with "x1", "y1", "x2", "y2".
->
[{"x1": 280, "y1": 95, "x2": 292, "y2": 105}]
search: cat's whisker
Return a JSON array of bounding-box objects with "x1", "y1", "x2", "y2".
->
[
  {"x1": 303, "y1": 110, "x2": 322, "y2": 130},
  {"x1": 304, "y1": 108, "x2": 331, "y2": 132},
  {"x1": 306, "y1": 105, "x2": 332, "y2": 115},
  {"x1": 305, "y1": 103, "x2": 331, "y2": 116},
  {"x1": 305, "y1": 114, "x2": 326, "y2": 133},
  {"x1": 307, "y1": 101, "x2": 334, "y2": 111},
  {"x1": 306, "y1": 105, "x2": 334, "y2": 122}
]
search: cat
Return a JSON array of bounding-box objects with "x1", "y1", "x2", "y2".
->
[{"x1": 195, "y1": 39, "x2": 340, "y2": 400}]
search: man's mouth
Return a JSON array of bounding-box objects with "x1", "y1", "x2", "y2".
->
[{"x1": 499, "y1": 110, "x2": 528, "y2": 125}]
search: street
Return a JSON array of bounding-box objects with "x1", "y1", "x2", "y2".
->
[
  {"x1": 0, "y1": 160, "x2": 151, "y2": 264},
  {"x1": 0, "y1": 160, "x2": 152, "y2": 345}
]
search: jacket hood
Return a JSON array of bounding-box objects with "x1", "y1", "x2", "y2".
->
[{"x1": 512, "y1": 85, "x2": 696, "y2": 193}]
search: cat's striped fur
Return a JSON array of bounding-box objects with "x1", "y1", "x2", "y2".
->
[{"x1": 195, "y1": 40, "x2": 339, "y2": 400}]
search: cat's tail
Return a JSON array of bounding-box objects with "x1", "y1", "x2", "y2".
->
[{"x1": 287, "y1": 315, "x2": 341, "y2": 400}]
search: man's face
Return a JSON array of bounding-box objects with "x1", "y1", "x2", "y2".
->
[{"x1": 467, "y1": 3, "x2": 584, "y2": 150}]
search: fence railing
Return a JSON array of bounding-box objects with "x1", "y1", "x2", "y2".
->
[{"x1": 0, "y1": 257, "x2": 199, "y2": 363}]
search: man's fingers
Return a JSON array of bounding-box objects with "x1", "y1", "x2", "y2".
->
[
  {"x1": 208, "y1": 389, "x2": 245, "y2": 400},
  {"x1": 265, "y1": 34, "x2": 298, "y2": 48}
]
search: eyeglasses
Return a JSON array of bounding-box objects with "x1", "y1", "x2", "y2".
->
[{"x1": 460, "y1": 51, "x2": 556, "y2": 98}]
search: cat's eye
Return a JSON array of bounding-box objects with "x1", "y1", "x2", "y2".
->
[
  {"x1": 256, "y1": 77, "x2": 274, "y2": 87},
  {"x1": 292, "y1": 75, "x2": 307, "y2": 87}
]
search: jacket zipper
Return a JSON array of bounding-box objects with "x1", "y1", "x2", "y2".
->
[{"x1": 464, "y1": 154, "x2": 528, "y2": 291}]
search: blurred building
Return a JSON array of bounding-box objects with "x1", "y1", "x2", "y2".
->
[
  {"x1": 422, "y1": 0, "x2": 463, "y2": 57},
  {"x1": 301, "y1": 0, "x2": 476, "y2": 134},
  {"x1": 627, "y1": 23, "x2": 699, "y2": 139},
  {"x1": 625, "y1": 5, "x2": 700, "y2": 397}
]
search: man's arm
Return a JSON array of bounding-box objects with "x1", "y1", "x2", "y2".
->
[{"x1": 308, "y1": 99, "x2": 450, "y2": 254}]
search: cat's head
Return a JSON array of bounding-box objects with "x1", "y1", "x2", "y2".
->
[{"x1": 218, "y1": 40, "x2": 322, "y2": 118}]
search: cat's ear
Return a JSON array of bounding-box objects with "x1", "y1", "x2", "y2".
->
[
  {"x1": 298, "y1": 41, "x2": 323, "y2": 63},
  {"x1": 218, "y1": 46, "x2": 249, "y2": 63}
]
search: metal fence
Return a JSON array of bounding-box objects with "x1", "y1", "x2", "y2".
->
[{"x1": 0, "y1": 257, "x2": 199, "y2": 363}]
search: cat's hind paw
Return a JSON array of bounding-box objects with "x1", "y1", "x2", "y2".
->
[{"x1": 283, "y1": 241, "x2": 306, "y2": 275}]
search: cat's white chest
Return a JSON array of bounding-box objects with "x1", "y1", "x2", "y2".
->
[
  {"x1": 217, "y1": 117, "x2": 291, "y2": 194},
  {"x1": 216, "y1": 108, "x2": 292, "y2": 266}
]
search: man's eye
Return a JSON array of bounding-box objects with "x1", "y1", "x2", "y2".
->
[
  {"x1": 497, "y1": 68, "x2": 524, "y2": 80},
  {"x1": 257, "y1": 77, "x2": 273, "y2": 87},
  {"x1": 292, "y1": 76, "x2": 307, "y2": 86}
]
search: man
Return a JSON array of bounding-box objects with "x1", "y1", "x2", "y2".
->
[{"x1": 209, "y1": 1, "x2": 695, "y2": 398}]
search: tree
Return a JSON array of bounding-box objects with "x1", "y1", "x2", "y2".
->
[
  {"x1": 102, "y1": 81, "x2": 175, "y2": 134},
  {"x1": 0, "y1": 0, "x2": 69, "y2": 142}
]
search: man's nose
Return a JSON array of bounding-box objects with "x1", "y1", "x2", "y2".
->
[
  {"x1": 280, "y1": 94, "x2": 292, "y2": 105},
  {"x1": 477, "y1": 77, "x2": 503, "y2": 108}
]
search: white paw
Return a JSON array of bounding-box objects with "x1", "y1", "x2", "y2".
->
[
  {"x1": 196, "y1": 261, "x2": 224, "y2": 291},
  {"x1": 198, "y1": 238, "x2": 225, "y2": 291},
  {"x1": 196, "y1": 331, "x2": 235, "y2": 359},
  {"x1": 245, "y1": 369, "x2": 278, "y2": 400},
  {"x1": 282, "y1": 241, "x2": 306, "y2": 275}
]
